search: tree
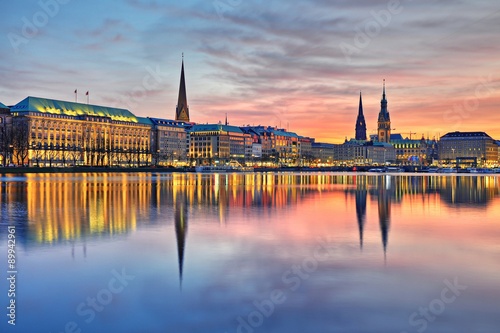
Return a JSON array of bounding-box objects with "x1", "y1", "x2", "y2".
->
[
  {"x1": 0, "y1": 119, "x2": 12, "y2": 166},
  {"x1": 11, "y1": 119, "x2": 30, "y2": 166}
]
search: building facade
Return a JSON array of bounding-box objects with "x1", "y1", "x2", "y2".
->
[
  {"x1": 390, "y1": 134, "x2": 439, "y2": 165},
  {"x1": 334, "y1": 140, "x2": 396, "y2": 165},
  {"x1": 9, "y1": 97, "x2": 151, "y2": 167},
  {"x1": 188, "y1": 124, "x2": 252, "y2": 165},
  {"x1": 438, "y1": 131, "x2": 498, "y2": 166},
  {"x1": 0, "y1": 102, "x2": 13, "y2": 166},
  {"x1": 149, "y1": 118, "x2": 188, "y2": 166},
  {"x1": 312, "y1": 142, "x2": 335, "y2": 165}
]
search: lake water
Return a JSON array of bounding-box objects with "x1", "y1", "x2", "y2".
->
[{"x1": 0, "y1": 172, "x2": 499, "y2": 333}]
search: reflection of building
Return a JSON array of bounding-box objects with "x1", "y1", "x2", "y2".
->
[
  {"x1": 355, "y1": 182, "x2": 367, "y2": 250},
  {"x1": 22, "y1": 174, "x2": 154, "y2": 244},
  {"x1": 438, "y1": 131, "x2": 498, "y2": 166},
  {"x1": 440, "y1": 176, "x2": 499, "y2": 206},
  {"x1": 378, "y1": 184, "x2": 391, "y2": 263},
  {"x1": 174, "y1": 192, "x2": 188, "y2": 289}
]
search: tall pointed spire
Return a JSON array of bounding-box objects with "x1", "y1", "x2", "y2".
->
[
  {"x1": 377, "y1": 79, "x2": 391, "y2": 143},
  {"x1": 175, "y1": 54, "x2": 190, "y2": 122},
  {"x1": 355, "y1": 91, "x2": 367, "y2": 140},
  {"x1": 382, "y1": 79, "x2": 386, "y2": 100}
]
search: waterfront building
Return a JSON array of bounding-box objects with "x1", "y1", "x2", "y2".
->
[
  {"x1": 9, "y1": 96, "x2": 152, "y2": 167},
  {"x1": 149, "y1": 118, "x2": 189, "y2": 166},
  {"x1": 188, "y1": 123, "x2": 252, "y2": 165},
  {"x1": 355, "y1": 92, "x2": 367, "y2": 141},
  {"x1": 311, "y1": 142, "x2": 335, "y2": 165},
  {"x1": 334, "y1": 140, "x2": 396, "y2": 165},
  {"x1": 298, "y1": 136, "x2": 314, "y2": 165},
  {"x1": 390, "y1": 134, "x2": 439, "y2": 165},
  {"x1": 377, "y1": 80, "x2": 391, "y2": 143},
  {"x1": 438, "y1": 131, "x2": 498, "y2": 166},
  {"x1": 241, "y1": 126, "x2": 300, "y2": 166},
  {"x1": 0, "y1": 102, "x2": 13, "y2": 166}
]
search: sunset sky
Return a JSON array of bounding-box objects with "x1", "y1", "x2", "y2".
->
[{"x1": 1, "y1": 0, "x2": 499, "y2": 143}]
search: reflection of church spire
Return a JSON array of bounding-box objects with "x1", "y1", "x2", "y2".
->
[
  {"x1": 378, "y1": 179, "x2": 391, "y2": 264},
  {"x1": 175, "y1": 195, "x2": 188, "y2": 290},
  {"x1": 355, "y1": 188, "x2": 367, "y2": 250}
]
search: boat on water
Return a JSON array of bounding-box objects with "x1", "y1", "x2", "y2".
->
[
  {"x1": 368, "y1": 168, "x2": 385, "y2": 173},
  {"x1": 439, "y1": 167, "x2": 456, "y2": 173},
  {"x1": 195, "y1": 161, "x2": 253, "y2": 173}
]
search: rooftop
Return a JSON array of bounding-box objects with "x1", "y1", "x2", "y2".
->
[
  {"x1": 190, "y1": 124, "x2": 243, "y2": 134},
  {"x1": 0, "y1": 102, "x2": 9, "y2": 110},
  {"x1": 10, "y1": 96, "x2": 139, "y2": 123},
  {"x1": 441, "y1": 131, "x2": 492, "y2": 139}
]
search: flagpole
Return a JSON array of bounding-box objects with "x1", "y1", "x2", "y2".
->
[
  {"x1": 75, "y1": 89, "x2": 77, "y2": 102},
  {"x1": 86, "y1": 91, "x2": 89, "y2": 104}
]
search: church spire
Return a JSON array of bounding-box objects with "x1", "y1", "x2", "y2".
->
[
  {"x1": 383, "y1": 79, "x2": 386, "y2": 100},
  {"x1": 355, "y1": 91, "x2": 367, "y2": 140},
  {"x1": 175, "y1": 54, "x2": 190, "y2": 122},
  {"x1": 377, "y1": 79, "x2": 391, "y2": 143}
]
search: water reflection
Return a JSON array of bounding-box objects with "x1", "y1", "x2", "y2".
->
[
  {"x1": 1, "y1": 173, "x2": 499, "y2": 333},
  {"x1": 175, "y1": 190, "x2": 188, "y2": 289},
  {"x1": 1, "y1": 174, "x2": 499, "y2": 247}
]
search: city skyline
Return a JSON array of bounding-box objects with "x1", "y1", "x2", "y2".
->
[{"x1": 1, "y1": 1, "x2": 499, "y2": 143}]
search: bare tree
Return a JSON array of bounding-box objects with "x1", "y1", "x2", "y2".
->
[
  {"x1": 12, "y1": 119, "x2": 30, "y2": 166},
  {"x1": 0, "y1": 120, "x2": 12, "y2": 166}
]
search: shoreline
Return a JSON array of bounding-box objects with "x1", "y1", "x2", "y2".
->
[{"x1": 1, "y1": 166, "x2": 499, "y2": 175}]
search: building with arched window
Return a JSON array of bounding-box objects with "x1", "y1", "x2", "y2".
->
[{"x1": 9, "y1": 96, "x2": 152, "y2": 167}]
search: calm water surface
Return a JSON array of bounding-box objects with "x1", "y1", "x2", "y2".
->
[{"x1": 0, "y1": 172, "x2": 499, "y2": 333}]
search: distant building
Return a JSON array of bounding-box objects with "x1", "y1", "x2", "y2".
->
[
  {"x1": 438, "y1": 131, "x2": 498, "y2": 166},
  {"x1": 355, "y1": 92, "x2": 367, "y2": 141},
  {"x1": 377, "y1": 80, "x2": 391, "y2": 143},
  {"x1": 149, "y1": 118, "x2": 188, "y2": 166},
  {"x1": 334, "y1": 139, "x2": 395, "y2": 165},
  {"x1": 188, "y1": 124, "x2": 252, "y2": 165},
  {"x1": 241, "y1": 126, "x2": 300, "y2": 166},
  {"x1": 299, "y1": 136, "x2": 314, "y2": 165},
  {"x1": 391, "y1": 134, "x2": 439, "y2": 165},
  {"x1": 312, "y1": 142, "x2": 335, "y2": 164},
  {"x1": 367, "y1": 142, "x2": 396, "y2": 165}
]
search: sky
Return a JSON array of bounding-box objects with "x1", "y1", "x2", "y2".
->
[{"x1": 0, "y1": 0, "x2": 499, "y2": 143}]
